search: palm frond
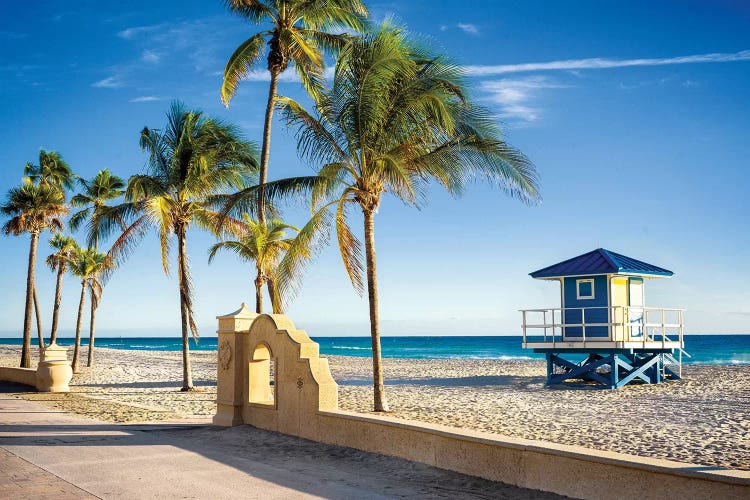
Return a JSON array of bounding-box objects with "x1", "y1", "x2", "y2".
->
[
  {"x1": 275, "y1": 203, "x2": 334, "y2": 308},
  {"x1": 335, "y1": 191, "x2": 364, "y2": 293},
  {"x1": 222, "y1": 33, "x2": 267, "y2": 106},
  {"x1": 105, "y1": 214, "x2": 150, "y2": 274},
  {"x1": 223, "y1": 0, "x2": 275, "y2": 23}
]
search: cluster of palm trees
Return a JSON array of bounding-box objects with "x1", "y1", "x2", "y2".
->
[
  {"x1": 1, "y1": 1, "x2": 540, "y2": 411},
  {"x1": 1, "y1": 152, "x2": 115, "y2": 372}
]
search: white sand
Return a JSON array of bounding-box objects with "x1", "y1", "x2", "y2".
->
[{"x1": 1, "y1": 345, "x2": 748, "y2": 471}]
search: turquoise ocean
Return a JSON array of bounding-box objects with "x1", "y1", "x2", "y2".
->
[{"x1": 1, "y1": 335, "x2": 747, "y2": 365}]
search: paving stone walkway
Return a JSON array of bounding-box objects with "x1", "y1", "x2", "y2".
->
[{"x1": 0, "y1": 448, "x2": 97, "y2": 499}]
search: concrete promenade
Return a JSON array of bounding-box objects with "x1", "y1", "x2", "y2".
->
[{"x1": 0, "y1": 385, "x2": 560, "y2": 499}]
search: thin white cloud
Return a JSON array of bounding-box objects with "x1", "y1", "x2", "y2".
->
[
  {"x1": 457, "y1": 23, "x2": 479, "y2": 36},
  {"x1": 116, "y1": 19, "x2": 246, "y2": 75},
  {"x1": 129, "y1": 96, "x2": 160, "y2": 103},
  {"x1": 439, "y1": 23, "x2": 479, "y2": 35},
  {"x1": 464, "y1": 49, "x2": 750, "y2": 76},
  {"x1": 117, "y1": 24, "x2": 166, "y2": 40},
  {"x1": 92, "y1": 75, "x2": 124, "y2": 88},
  {"x1": 141, "y1": 50, "x2": 160, "y2": 64},
  {"x1": 0, "y1": 31, "x2": 27, "y2": 40},
  {"x1": 478, "y1": 76, "x2": 567, "y2": 124}
]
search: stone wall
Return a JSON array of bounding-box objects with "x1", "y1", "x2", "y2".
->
[{"x1": 0, "y1": 366, "x2": 37, "y2": 387}]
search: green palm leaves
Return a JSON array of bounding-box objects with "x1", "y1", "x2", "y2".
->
[
  {"x1": 1, "y1": 178, "x2": 68, "y2": 237},
  {"x1": 209, "y1": 215, "x2": 298, "y2": 313},
  {"x1": 70, "y1": 169, "x2": 126, "y2": 245},
  {"x1": 278, "y1": 23, "x2": 540, "y2": 411},
  {"x1": 23, "y1": 150, "x2": 76, "y2": 191},
  {"x1": 221, "y1": 0, "x2": 368, "y2": 105}
]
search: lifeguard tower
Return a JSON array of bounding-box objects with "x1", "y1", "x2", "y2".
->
[{"x1": 520, "y1": 248, "x2": 686, "y2": 389}]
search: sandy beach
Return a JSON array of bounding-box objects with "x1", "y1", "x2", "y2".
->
[{"x1": 1, "y1": 345, "x2": 748, "y2": 471}]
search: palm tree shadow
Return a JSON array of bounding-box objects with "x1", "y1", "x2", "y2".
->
[{"x1": 0, "y1": 382, "x2": 34, "y2": 393}]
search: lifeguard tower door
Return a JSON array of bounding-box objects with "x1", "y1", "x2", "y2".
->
[
  {"x1": 629, "y1": 278, "x2": 644, "y2": 338},
  {"x1": 611, "y1": 278, "x2": 627, "y2": 340}
]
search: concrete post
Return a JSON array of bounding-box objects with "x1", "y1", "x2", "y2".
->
[{"x1": 213, "y1": 303, "x2": 257, "y2": 427}]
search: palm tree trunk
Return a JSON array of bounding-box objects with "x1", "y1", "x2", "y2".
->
[
  {"x1": 21, "y1": 232, "x2": 39, "y2": 368},
  {"x1": 267, "y1": 279, "x2": 282, "y2": 314},
  {"x1": 254, "y1": 271, "x2": 264, "y2": 314},
  {"x1": 33, "y1": 286, "x2": 44, "y2": 349},
  {"x1": 87, "y1": 291, "x2": 97, "y2": 367},
  {"x1": 50, "y1": 266, "x2": 65, "y2": 344},
  {"x1": 177, "y1": 227, "x2": 194, "y2": 391},
  {"x1": 258, "y1": 70, "x2": 280, "y2": 225},
  {"x1": 363, "y1": 209, "x2": 389, "y2": 412},
  {"x1": 72, "y1": 281, "x2": 86, "y2": 373}
]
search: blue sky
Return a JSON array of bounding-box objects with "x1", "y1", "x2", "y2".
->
[{"x1": 1, "y1": 0, "x2": 749, "y2": 337}]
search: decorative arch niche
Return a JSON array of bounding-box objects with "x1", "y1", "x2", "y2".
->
[{"x1": 248, "y1": 342, "x2": 275, "y2": 405}]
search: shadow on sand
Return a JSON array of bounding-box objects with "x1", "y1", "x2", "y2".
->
[{"x1": 338, "y1": 374, "x2": 547, "y2": 387}]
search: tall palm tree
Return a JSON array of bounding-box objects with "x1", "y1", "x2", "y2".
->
[
  {"x1": 68, "y1": 245, "x2": 107, "y2": 373},
  {"x1": 98, "y1": 102, "x2": 259, "y2": 390},
  {"x1": 69, "y1": 169, "x2": 126, "y2": 246},
  {"x1": 221, "y1": 0, "x2": 368, "y2": 227},
  {"x1": 209, "y1": 214, "x2": 299, "y2": 313},
  {"x1": 277, "y1": 25, "x2": 540, "y2": 411},
  {"x1": 46, "y1": 234, "x2": 77, "y2": 344},
  {"x1": 1, "y1": 178, "x2": 68, "y2": 367},
  {"x1": 23, "y1": 150, "x2": 76, "y2": 351}
]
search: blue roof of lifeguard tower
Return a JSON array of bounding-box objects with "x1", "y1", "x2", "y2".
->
[{"x1": 529, "y1": 248, "x2": 674, "y2": 279}]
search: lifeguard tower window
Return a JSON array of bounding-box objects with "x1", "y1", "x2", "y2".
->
[{"x1": 576, "y1": 279, "x2": 595, "y2": 300}]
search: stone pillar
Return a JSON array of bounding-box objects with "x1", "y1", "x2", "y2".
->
[
  {"x1": 36, "y1": 342, "x2": 73, "y2": 392},
  {"x1": 213, "y1": 303, "x2": 257, "y2": 426}
]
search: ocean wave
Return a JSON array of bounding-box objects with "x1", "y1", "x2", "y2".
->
[
  {"x1": 683, "y1": 359, "x2": 750, "y2": 366},
  {"x1": 498, "y1": 355, "x2": 535, "y2": 361},
  {"x1": 330, "y1": 345, "x2": 372, "y2": 351}
]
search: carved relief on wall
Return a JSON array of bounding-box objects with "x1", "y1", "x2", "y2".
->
[{"x1": 218, "y1": 338, "x2": 232, "y2": 370}]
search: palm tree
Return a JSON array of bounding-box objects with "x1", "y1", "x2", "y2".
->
[
  {"x1": 69, "y1": 169, "x2": 126, "y2": 246},
  {"x1": 221, "y1": 0, "x2": 368, "y2": 226},
  {"x1": 277, "y1": 25, "x2": 541, "y2": 411},
  {"x1": 209, "y1": 214, "x2": 299, "y2": 313},
  {"x1": 68, "y1": 245, "x2": 107, "y2": 373},
  {"x1": 1, "y1": 178, "x2": 68, "y2": 367},
  {"x1": 98, "y1": 102, "x2": 258, "y2": 390},
  {"x1": 46, "y1": 234, "x2": 77, "y2": 344},
  {"x1": 22, "y1": 150, "x2": 76, "y2": 351}
]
